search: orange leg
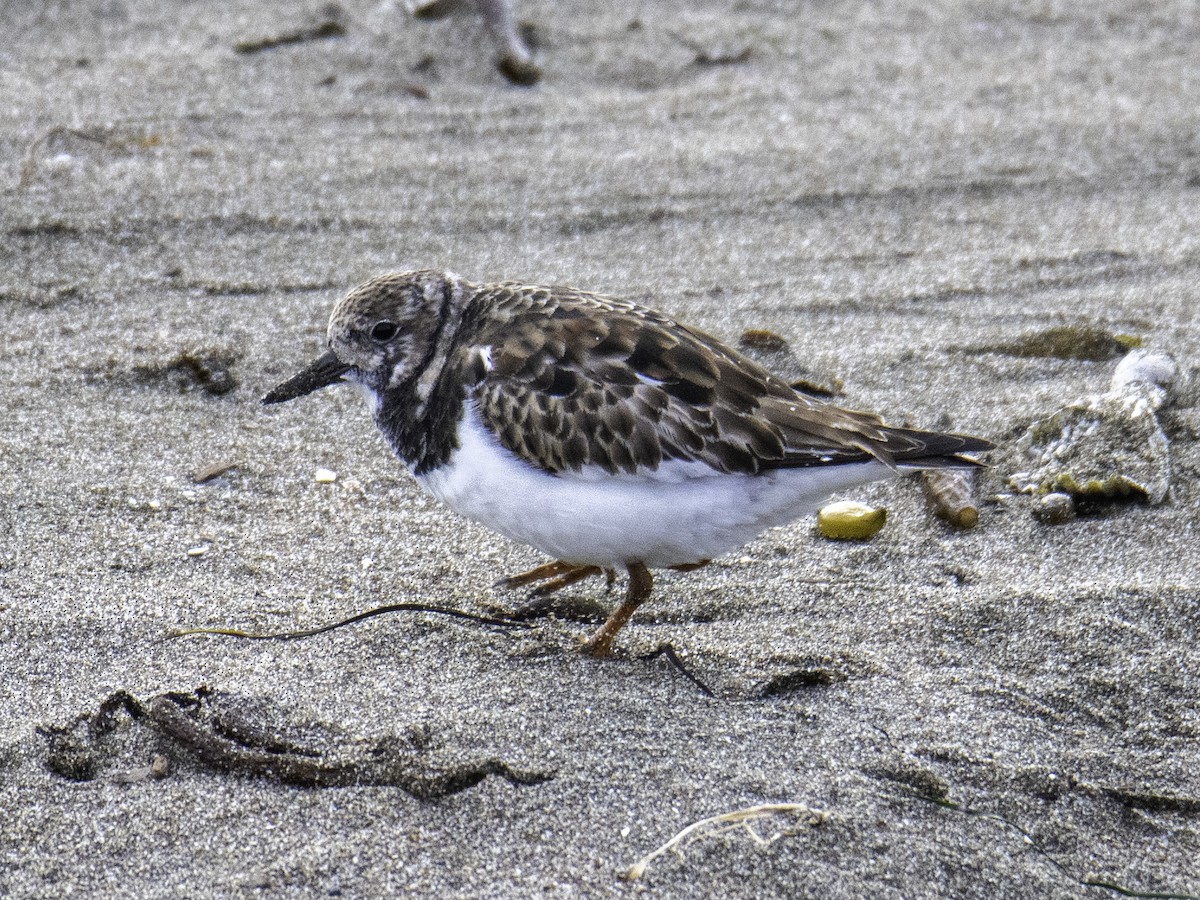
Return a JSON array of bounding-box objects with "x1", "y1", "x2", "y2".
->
[{"x1": 582, "y1": 562, "x2": 654, "y2": 658}]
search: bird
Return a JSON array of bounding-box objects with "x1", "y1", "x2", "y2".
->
[{"x1": 263, "y1": 270, "x2": 993, "y2": 657}]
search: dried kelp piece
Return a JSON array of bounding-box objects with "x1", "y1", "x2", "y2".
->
[
  {"x1": 1010, "y1": 350, "x2": 1178, "y2": 504},
  {"x1": 170, "y1": 601, "x2": 534, "y2": 641},
  {"x1": 38, "y1": 690, "x2": 151, "y2": 782},
  {"x1": 129, "y1": 347, "x2": 242, "y2": 395},
  {"x1": 755, "y1": 666, "x2": 847, "y2": 698},
  {"x1": 234, "y1": 4, "x2": 348, "y2": 53},
  {"x1": 38, "y1": 688, "x2": 552, "y2": 797},
  {"x1": 636, "y1": 644, "x2": 714, "y2": 697},
  {"x1": 970, "y1": 325, "x2": 1142, "y2": 362}
]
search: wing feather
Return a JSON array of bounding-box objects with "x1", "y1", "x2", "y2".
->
[{"x1": 457, "y1": 283, "x2": 991, "y2": 476}]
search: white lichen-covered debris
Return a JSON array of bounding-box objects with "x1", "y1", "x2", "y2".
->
[{"x1": 1010, "y1": 350, "x2": 1179, "y2": 504}]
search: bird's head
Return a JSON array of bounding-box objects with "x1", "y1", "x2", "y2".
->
[{"x1": 262, "y1": 270, "x2": 459, "y2": 406}]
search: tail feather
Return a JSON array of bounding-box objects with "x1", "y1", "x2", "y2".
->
[{"x1": 887, "y1": 428, "x2": 994, "y2": 469}]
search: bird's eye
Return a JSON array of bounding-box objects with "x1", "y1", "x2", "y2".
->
[{"x1": 370, "y1": 321, "x2": 398, "y2": 342}]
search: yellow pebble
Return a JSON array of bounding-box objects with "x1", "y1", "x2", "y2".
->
[{"x1": 817, "y1": 501, "x2": 887, "y2": 540}]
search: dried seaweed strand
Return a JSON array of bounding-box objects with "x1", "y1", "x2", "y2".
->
[
  {"x1": 636, "y1": 644, "x2": 715, "y2": 697},
  {"x1": 167, "y1": 602, "x2": 534, "y2": 641}
]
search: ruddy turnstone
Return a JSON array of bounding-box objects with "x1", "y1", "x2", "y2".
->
[{"x1": 264, "y1": 270, "x2": 993, "y2": 656}]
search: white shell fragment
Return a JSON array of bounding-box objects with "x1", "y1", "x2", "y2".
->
[
  {"x1": 1009, "y1": 350, "x2": 1177, "y2": 504},
  {"x1": 314, "y1": 468, "x2": 338, "y2": 484},
  {"x1": 186, "y1": 544, "x2": 210, "y2": 557},
  {"x1": 1111, "y1": 350, "x2": 1178, "y2": 396},
  {"x1": 817, "y1": 501, "x2": 887, "y2": 540}
]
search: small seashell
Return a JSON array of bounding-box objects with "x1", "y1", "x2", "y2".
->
[
  {"x1": 817, "y1": 501, "x2": 887, "y2": 540},
  {"x1": 186, "y1": 544, "x2": 210, "y2": 557},
  {"x1": 314, "y1": 468, "x2": 337, "y2": 483}
]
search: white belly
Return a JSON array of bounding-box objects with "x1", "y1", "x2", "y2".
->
[{"x1": 415, "y1": 403, "x2": 894, "y2": 569}]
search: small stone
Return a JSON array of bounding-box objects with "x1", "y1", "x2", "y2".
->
[
  {"x1": 193, "y1": 460, "x2": 239, "y2": 484},
  {"x1": 1033, "y1": 492, "x2": 1076, "y2": 525},
  {"x1": 186, "y1": 544, "x2": 210, "y2": 557},
  {"x1": 47, "y1": 152, "x2": 75, "y2": 174},
  {"x1": 314, "y1": 468, "x2": 337, "y2": 483},
  {"x1": 150, "y1": 755, "x2": 170, "y2": 779}
]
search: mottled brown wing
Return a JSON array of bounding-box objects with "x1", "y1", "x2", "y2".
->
[{"x1": 461, "y1": 283, "x2": 988, "y2": 476}]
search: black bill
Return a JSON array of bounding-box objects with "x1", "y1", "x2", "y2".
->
[{"x1": 262, "y1": 350, "x2": 353, "y2": 405}]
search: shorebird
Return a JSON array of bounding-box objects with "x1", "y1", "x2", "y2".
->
[{"x1": 265, "y1": 270, "x2": 992, "y2": 656}]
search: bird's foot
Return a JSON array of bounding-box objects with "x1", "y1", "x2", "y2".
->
[
  {"x1": 581, "y1": 562, "x2": 654, "y2": 658},
  {"x1": 496, "y1": 561, "x2": 614, "y2": 621},
  {"x1": 495, "y1": 560, "x2": 603, "y2": 593}
]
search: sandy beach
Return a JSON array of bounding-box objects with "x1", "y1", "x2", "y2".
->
[{"x1": 2, "y1": 1, "x2": 1199, "y2": 896}]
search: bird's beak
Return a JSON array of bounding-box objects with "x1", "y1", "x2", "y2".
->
[{"x1": 262, "y1": 350, "x2": 353, "y2": 405}]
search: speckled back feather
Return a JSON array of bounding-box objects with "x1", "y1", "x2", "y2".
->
[{"x1": 449, "y1": 279, "x2": 991, "y2": 476}]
